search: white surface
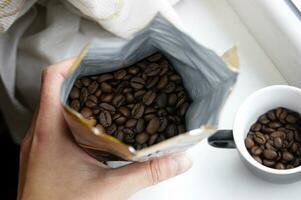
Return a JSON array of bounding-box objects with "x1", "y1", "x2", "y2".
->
[
  {"x1": 228, "y1": 0, "x2": 301, "y2": 88},
  {"x1": 129, "y1": 0, "x2": 301, "y2": 200}
]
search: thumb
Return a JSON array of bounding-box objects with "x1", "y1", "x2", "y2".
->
[{"x1": 107, "y1": 153, "x2": 192, "y2": 195}]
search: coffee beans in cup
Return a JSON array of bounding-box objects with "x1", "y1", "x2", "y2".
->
[
  {"x1": 245, "y1": 107, "x2": 301, "y2": 169},
  {"x1": 68, "y1": 53, "x2": 191, "y2": 150}
]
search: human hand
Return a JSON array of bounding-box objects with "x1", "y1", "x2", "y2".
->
[{"x1": 18, "y1": 58, "x2": 192, "y2": 200}]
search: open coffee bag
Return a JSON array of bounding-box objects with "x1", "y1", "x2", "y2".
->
[{"x1": 60, "y1": 15, "x2": 238, "y2": 164}]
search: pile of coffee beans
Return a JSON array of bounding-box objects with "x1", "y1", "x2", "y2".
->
[
  {"x1": 245, "y1": 107, "x2": 301, "y2": 169},
  {"x1": 68, "y1": 53, "x2": 191, "y2": 150}
]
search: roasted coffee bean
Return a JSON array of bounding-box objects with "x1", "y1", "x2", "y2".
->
[
  {"x1": 101, "y1": 94, "x2": 113, "y2": 103},
  {"x1": 262, "y1": 126, "x2": 275, "y2": 133},
  {"x1": 159, "y1": 64, "x2": 169, "y2": 76},
  {"x1": 253, "y1": 156, "x2": 262, "y2": 164},
  {"x1": 293, "y1": 158, "x2": 300, "y2": 167},
  {"x1": 144, "y1": 114, "x2": 156, "y2": 121},
  {"x1": 166, "y1": 107, "x2": 175, "y2": 115},
  {"x1": 93, "y1": 108, "x2": 101, "y2": 115},
  {"x1": 80, "y1": 88, "x2": 88, "y2": 103},
  {"x1": 145, "y1": 63, "x2": 161, "y2": 76},
  {"x1": 146, "y1": 77, "x2": 159, "y2": 89},
  {"x1": 114, "y1": 69, "x2": 126, "y2": 80},
  {"x1": 169, "y1": 74, "x2": 182, "y2": 83},
  {"x1": 148, "y1": 134, "x2": 159, "y2": 146},
  {"x1": 147, "y1": 53, "x2": 162, "y2": 62},
  {"x1": 286, "y1": 115, "x2": 297, "y2": 123},
  {"x1": 85, "y1": 95, "x2": 98, "y2": 108},
  {"x1": 263, "y1": 159, "x2": 276, "y2": 167},
  {"x1": 274, "y1": 137, "x2": 283, "y2": 149},
  {"x1": 146, "y1": 117, "x2": 160, "y2": 134},
  {"x1": 127, "y1": 104, "x2": 134, "y2": 109},
  {"x1": 99, "y1": 103, "x2": 116, "y2": 112},
  {"x1": 100, "y1": 82, "x2": 113, "y2": 93},
  {"x1": 269, "y1": 122, "x2": 282, "y2": 129},
  {"x1": 158, "y1": 117, "x2": 168, "y2": 132},
  {"x1": 128, "y1": 66, "x2": 140, "y2": 75},
  {"x1": 265, "y1": 142, "x2": 276, "y2": 151},
  {"x1": 130, "y1": 77, "x2": 145, "y2": 89},
  {"x1": 251, "y1": 123, "x2": 262, "y2": 132},
  {"x1": 112, "y1": 94, "x2": 125, "y2": 107},
  {"x1": 275, "y1": 163, "x2": 286, "y2": 169},
  {"x1": 115, "y1": 116, "x2": 127, "y2": 125},
  {"x1": 163, "y1": 82, "x2": 176, "y2": 93},
  {"x1": 145, "y1": 107, "x2": 157, "y2": 114},
  {"x1": 156, "y1": 93, "x2": 167, "y2": 108},
  {"x1": 136, "y1": 132, "x2": 149, "y2": 144},
  {"x1": 136, "y1": 119, "x2": 145, "y2": 133},
  {"x1": 267, "y1": 111, "x2": 276, "y2": 120},
  {"x1": 70, "y1": 87, "x2": 80, "y2": 99},
  {"x1": 259, "y1": 115, "x2": 270, "y2": 124},
  {"x1": 80, "y1": 107, "x2": 93, "y2": 118},
  {"x1": 134, "y1": 89, "x2": 146, "y2": 98},
  {"x1": 287, "y1": 131, "x2": 294, "y2": 141},
  {"x1": 279, "y1": 110, "x2": 288, "y2": 120},
  {"x1": 95, "y1": 89, "x2": 102, "y2": 97},
  {"x1": 245, "y1": 137, "x2": 255, "y2": 149},
  {"x1": 157, "y1": 75, "x2": 168, "y2": 89},
  {"x1": 177, "y1": 125, "x2": 186, "y2": 134},
  {"x1": 123, "y1": 87, "x2": 133, "y2": 94},
  {"x1": 251, "y1": 146, "x2": 263, "y2": 156},
  {"x1": 137, "y1": 61, "x2": 147, "y2": 69},
  {"x1": 157, "y1": 109, "x2": 167, "y2": 116},
  {"x1": 99, "y1": 111, "x2": 112, "y2": 127},
  {"x1": 282, "y1": 151, "x2": 294, "y2": 161},
  {"x1": 74, "y1": 79, "x2": 83, "y2": 88},
  {"x1": 125, "y1": 119, "x2": 137, "y2": 128},
  {"x1": 270, "y1": 131, "x2": 286, "y2": 139},
  {"x1": 290, "y1": 142, "x2": 298, "y2": 153},
  {"x1": 115, "y1": 81, "x2": 129, "y2": 94},
  {"x1": 156, "y1": 134, "x2": 166, "y2": 143},
  {"x1": 275, "y1": 107, "x2": 283, "y2": 119},
  {"x1": 253, "y1": 132, "x2": 266, "y2": 145},
  {"x1": 119, "y1": 106, "x2": 130, "y2": 117},
  {"x1": 168, "y1": 93, "x2": 177, "y2": 106},
  {"x1": 70, "y1": 100, "x2": 80, "y2": 111},
  {"x1": 98, "y1": 74, "x2": 114, "y2": 83},
  {"x1": 124, "y1": 130, "x2": 136, "y2": 144},
  {"x1": 88, "y1": 81, "x2": 99, "y2": 94},
  {"x1": 263, "y1": 149, "x2": 277, "y2": 160},
  {"x1": 81, "y1": 77, "x2": 90, "y2": 86},
  {"x1": 166, "y1": 124, "x2": 177, "y2": 138},
  {"x1": 125, "y1": 93, "x2": 135, "y2": 103},
  {"x1": 132, "y1": 103, "x2": 145, "y2": 119},
  {"x1": 68, "y1": 52, "x2": 191, "y2": 150},
  {"x1": 143, "y1": 91, "x2": 156, "y2": 105}
]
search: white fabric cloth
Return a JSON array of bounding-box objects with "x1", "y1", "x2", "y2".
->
[{"x1": 0, "y1": 0, "x2": 182, "y2": 143}]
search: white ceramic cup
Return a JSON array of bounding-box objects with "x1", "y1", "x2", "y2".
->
[{"x1": 208, "y1": 85, "x2": 301, "y2": 183}]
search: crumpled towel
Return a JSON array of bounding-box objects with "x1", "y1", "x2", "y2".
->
[{"x1": 1, "y1": 0, "x2": 180, "y2": 38}]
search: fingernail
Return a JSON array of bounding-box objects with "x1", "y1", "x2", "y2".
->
[{"x1": 171, "y1": 153, "x2": 192, "y2": 174}]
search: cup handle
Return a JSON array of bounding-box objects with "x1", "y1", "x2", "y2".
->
[{"x1": 207, "y1": 130, "x2": 236, "y2": 148}]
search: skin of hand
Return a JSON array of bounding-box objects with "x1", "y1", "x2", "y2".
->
[{"x1": 17, "y1": 58, "x2": 192, "y2": 200}]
